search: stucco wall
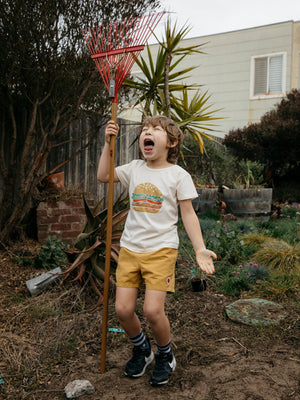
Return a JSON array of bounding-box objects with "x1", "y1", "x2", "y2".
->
[{"x1": 128, "y1": 21, "x2": 299, "y2": 138}]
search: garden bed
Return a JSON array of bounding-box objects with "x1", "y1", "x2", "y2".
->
[{"x1": 0, "y1": 205, "x2": 299, "y2": 400}]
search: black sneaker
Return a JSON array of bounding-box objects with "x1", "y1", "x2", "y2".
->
[
  {"x1": 150, "y1": 351, "x2": 176, "y2": 386},
  {"x1": 124, "y1": 338, "x2": 154, "y2": 378}
]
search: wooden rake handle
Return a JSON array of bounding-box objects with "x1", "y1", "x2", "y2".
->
[{"x1": 100, "y1": 101, "x2": 117, "y2": 373}]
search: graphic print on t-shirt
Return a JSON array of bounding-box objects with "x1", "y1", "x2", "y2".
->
[{"x1": 132, "y1": 183, "x2": 164, "y2": 213}]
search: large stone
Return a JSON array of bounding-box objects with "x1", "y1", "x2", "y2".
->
[
  {"x1": 64, "y1": 379, "x2": 95, "y2": 399},
  {"x1": 225, "y1": 298, "x2": 288, "y2": 326}
]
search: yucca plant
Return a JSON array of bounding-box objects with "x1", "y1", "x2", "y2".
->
[
  {"x1": 124, "y1": 19, "x2": 222, "y2": 153},
  {"x1": 124, "y1": 37, "x2": 201, "y2": 117},
  {"x1": 61, "y1": 196, "x2": 128, "y2": 309},
  {"x1": 171, "y1": 88, "x2": 222, "y2": 154}
]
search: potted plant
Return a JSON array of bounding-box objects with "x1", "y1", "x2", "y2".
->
[{"x1": 191, "y1": 266, "x2": 207, "y2": 292}]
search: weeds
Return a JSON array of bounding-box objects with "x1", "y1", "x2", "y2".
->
[{"x1": 178, "y1": 204, "x2": 300, "y2": 300}]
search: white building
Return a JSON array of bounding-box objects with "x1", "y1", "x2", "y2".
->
[{"x1": 122, "y1": 20, "x2": 300, "y2": 138}]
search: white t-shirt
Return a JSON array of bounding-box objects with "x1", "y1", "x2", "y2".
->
[{"x1": 116, "y1": 160, "x2": 198, "y2": 253}]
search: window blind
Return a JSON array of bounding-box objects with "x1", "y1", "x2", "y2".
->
[
  {"x1": 253, "y1": 54, "x2": 283, "y2": 96},
  {"x1": 254, "y1": 57, "x2": 268, "y2": 95},
  {"x1": 269, "y1": 56, "x2": 283, "y2": 94}
]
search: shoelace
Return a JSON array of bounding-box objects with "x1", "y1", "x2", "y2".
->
[
  {"x1": 155, "y1": 353, "x2": 169, "y2": 369},
  {"x1": 131, "y1": 345, "x2": 148, "y2": 359}
]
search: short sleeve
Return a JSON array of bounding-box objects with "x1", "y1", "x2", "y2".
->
[
  {"x1": 176, "y1": 168, "x2": 198, "y2": 200},
  {"x1": 115, "y1": 159, "x2": 142, "y2": 188}
]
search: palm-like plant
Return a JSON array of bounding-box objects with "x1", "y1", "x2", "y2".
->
[
  {"x1": 124, "y1": 18, "x2": 203, "y2": 117},
  {"x1": 124, "y1": 18, "x2": 222, "y2": 152},
  {"x1": 171, "y1": 88, "x2": 222, "y2": 153}
]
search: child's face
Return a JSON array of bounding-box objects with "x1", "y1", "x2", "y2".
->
[{"x1": 139, "y1": 124, "x2": 177, "y2": 166}]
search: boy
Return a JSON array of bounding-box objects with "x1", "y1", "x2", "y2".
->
[{"x1": 97, "y1": 115, "x2": 216, "y2": 386}]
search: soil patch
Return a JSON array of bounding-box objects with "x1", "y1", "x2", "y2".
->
[{"x1": 0, "y1": 247, "x2": 299, "y2": 400}]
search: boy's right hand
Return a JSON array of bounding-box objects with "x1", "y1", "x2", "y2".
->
[{"x1": 105, "y1": 120, "x2": 119, "y2": 143}]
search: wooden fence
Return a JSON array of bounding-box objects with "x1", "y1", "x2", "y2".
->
[{"x1": 45, "y1": 113, "x2": 140, "y2": 205}]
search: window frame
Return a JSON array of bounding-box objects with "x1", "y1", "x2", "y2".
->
[{"x1": 250, "y1": 52, "x2": 287, "y2": 99}]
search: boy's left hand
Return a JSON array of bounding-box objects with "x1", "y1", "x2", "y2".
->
[{"x1": 196, "y1": 249, "x2": 217, "y2": 275}]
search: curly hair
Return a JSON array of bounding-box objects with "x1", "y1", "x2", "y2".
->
[{"x1": 140, "y1": 115, "x2": 184, "y2": 164}]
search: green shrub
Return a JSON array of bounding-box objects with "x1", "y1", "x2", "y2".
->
[
  {"x1": 244, "y1": 262, "x2": 270, "y2": 283},
  {"x1": 35, "y1": 236, "x2": 69, "y2": 270},
  {"x1": 205, "y1": 222, "x2": 247, "y2": 264},
  {"x1": 221, "y1": 264, "x2": 251, "y2": 297}
]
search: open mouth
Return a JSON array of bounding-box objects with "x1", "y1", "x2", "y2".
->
[
  {"x1": 144, "y1": 138, "x2": 154, "y2": 146},
  {"x1": 144, "y1": 138, "x2": 154, "y2": 151}
]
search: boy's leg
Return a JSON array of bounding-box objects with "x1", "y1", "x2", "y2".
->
[
  {"x1": 115, "y1": 287, "x2": 140, "y2": 337},
  {"x1": 143, "y1": 289, "x2": 176, "y2": 386},
  {"x1": 143, "y1": 290, "x2": 170, "y2": 345},
  {"x1": 115, "y1": 287, "x2": 154, "y2": 378}
]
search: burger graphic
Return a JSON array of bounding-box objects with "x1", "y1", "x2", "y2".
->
[{"x1": 132, "y1": 183, "x2": 163, "y2": 213}]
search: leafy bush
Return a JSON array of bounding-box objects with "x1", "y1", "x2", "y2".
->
[
  {"x1": 221, "y1": 272, "x2": 250, "y2": 297},
  {"x1": 180, "y1": 137, "x2": 238, "y2": 186},
  {"x1": 215, "y1": 262, "x2": 269, "y2": 297},
  {"x1": 244, "y1": 262, "x2": 270, "y2": 283},
  {"x1": 181, "y1": 137, "x2": 265, "y2": 188},
  {"x1": 35, "y1": 236, "x2": 69, "y2": 270},
  {"x1": 265, "y1": 213, "x2": 298, "y2": 245},
  {"x1": 224, "y1": 89, "x2": 300, "y2": 199},
  {"x1": 205, "y1": 222, "x2": 247, "y2": 264},
  {"x1": 178, "y1": 205, "x2": 299, "y2": 301}
]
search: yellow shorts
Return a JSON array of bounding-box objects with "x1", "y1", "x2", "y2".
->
[{"x1": 116, "y1": 247, "x2": 178, "y2": 292}]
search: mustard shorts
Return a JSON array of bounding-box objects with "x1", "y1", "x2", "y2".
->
[{"x1": 116, "y1": 247, "x2": 178, "y2": 292}]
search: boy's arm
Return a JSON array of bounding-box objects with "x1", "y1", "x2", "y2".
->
[
  {"x1": 97, "y1": 120, "x2": 120, "y2": 183},
  {"x1": 179, "y1": 199, "x2": 216, "y2": 275}
]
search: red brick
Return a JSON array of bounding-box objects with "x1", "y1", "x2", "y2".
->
[
  {"x1": 71, "y1": 207, "x2": 86, "y2": 216},
  {"x1": 37, "y1": 209, "x2": 47, "y2": 216},
  {"x1": 50, "y1": 208, "x2": 71, "y2": 216},
  {"x1": 37, "y1": 224, "x2": 50, "y2": 232},
  {"x1": 37, "y1": 199, "x2": 94, "y2": 245},
  {"x1": 39, "y1": 216, "x2": 60, "y2": 224},
  {"x1": 37, "y1": 202, "x2": 49, "y2": 211},
  {"x1": 60, "y1": 215, "x2": 82, "y2": 223},
  {"x1": 61, "y1": 230, "x2": 81, "y2": 239},
  {"x1": 71, "y1": 223, "x2": 84, "y2": 232},
  {"x1": 51, "y1": 223, "x2": 71, "y2": 231},
  {"x1": 60, "y1": 200, "x2": 83, "y2": 208}
]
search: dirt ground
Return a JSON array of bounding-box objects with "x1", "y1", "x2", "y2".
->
[{"x1": 0, "y1": 243, "x2": 299, "y2": 400}]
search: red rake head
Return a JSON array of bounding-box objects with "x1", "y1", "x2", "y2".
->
[{"x1": 83, "y1": 12, "x2": 165, "y2": 102}]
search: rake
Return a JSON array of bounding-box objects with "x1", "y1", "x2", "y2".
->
[{"x1": 82, "y1": 11, "x2": 165, "y2": 373}]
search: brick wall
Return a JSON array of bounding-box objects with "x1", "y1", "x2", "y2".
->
[{"x1": 37, "y1": 199, "x2": 88, "y2": 245}]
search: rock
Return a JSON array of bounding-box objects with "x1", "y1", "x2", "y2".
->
[
  {"x1": 225, "y1": 298, "x2": 288, "y2": 326},
  {"x1": 64, "y1": 379, "x2": 95, "y2": 399}
]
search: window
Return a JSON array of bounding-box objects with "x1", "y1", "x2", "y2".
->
[{"x1": 250, "y1": 53, "x2": 286, "y2": 98}]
